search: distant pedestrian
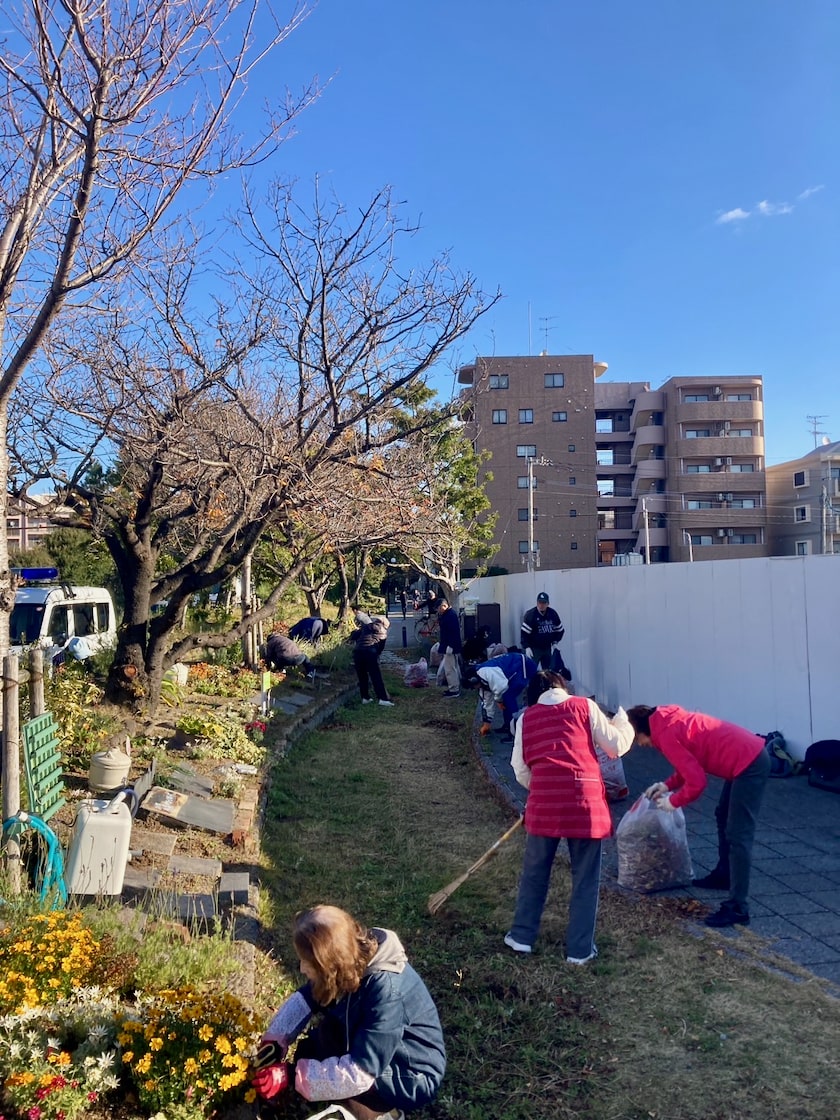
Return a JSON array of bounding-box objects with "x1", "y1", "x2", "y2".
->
[
  {"x1": 349, "y1": 610, "x2": 393, "y2": 707},
  {"x1": 400, "y1": 589, "x2": 407, "y2": 619},
  {"x1": 505, "y1": 671, "x2": 634, "y2": 961},
  {"x1": 288, "y1": 617, "x2": 331, "y2": 644},
  {"x1": 520, "y1": 592, "x2": 565, "y2": 671},
  {"x1": 626, "y1": 704, "x2": 771, "y2": 928},
  {"x1": 264, "y1": 632, "x2": 316, "y2": 676},
  {"x1": 435, "y1": 598, "x2": 462, "y2": 697}
]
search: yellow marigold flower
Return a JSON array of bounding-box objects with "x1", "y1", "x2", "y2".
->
[
  {"x1": 199, "y1": 1050, "x2": 212, "y2": 1064},
  {"x1": 215, "y1": 1034, "x2": 231, "y2": 1054},
  {"x1": 245, "y1": 1089, "x2": 257, "y2": 1104},
  {"x1": 56, "y1": 1051, "x2": 71, "y2": 1066},
  {"x1": 234, "y1": 1036, "x2": 249, "y2": 1053},
  {"x1": 198, "y1": 1024, "x2": 214, "y2": 1042},
  {"x1": 136, "y1": 1055, "x2": 152, "y2": 1074},
  {"x1": 184, "y1": 1057, "x2": 199, "y2": 1075},
  {"x1": 145, "y1": 1079, "x2": 156, "y2": 1091},
  {"x1": 122, "y1": 1051, "x2": 134, "y2": 1064},
  {"x1": 150, "y1": 1036, "x2": 164, "y2": 1051}
]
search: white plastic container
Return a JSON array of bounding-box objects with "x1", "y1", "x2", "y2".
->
[
  {"x1": 88, "y1": 745, "x2": 131, "y2": 794},
  {"x1": 65, "y1": 792, "x2": 132, "y2": 896}
]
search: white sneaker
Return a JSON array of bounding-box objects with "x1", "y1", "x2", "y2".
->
[
  {"x1": 361, "y1": 698, "x2": 374, "y2": 704},
  {"x1": 378, "y1": 699, "x2": 394, "y2": 707},
  {"x1": 504, "y1": 932, "x2": 532, "y2": 954},
  {"x1": 566, "y1": 945, "x2": 598, "y2": 965}
]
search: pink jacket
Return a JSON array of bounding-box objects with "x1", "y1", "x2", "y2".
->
[
  {"x1": 520, "y1": 696, "x2": 613, "y2": 839},
  {"x1": 650, "y1": 705, "x2": 766, "y2": 810}
]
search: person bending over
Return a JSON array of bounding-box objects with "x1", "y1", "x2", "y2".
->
[{"x1": 626, "y1": 704, "x2": 770, "y2": 928}]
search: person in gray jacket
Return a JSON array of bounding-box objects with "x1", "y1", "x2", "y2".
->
[{"x1": 349, "y1": 611, "x2": 393, "y2": 707}]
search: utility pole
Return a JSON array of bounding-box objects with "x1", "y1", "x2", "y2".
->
[
  {"x1": 822, "y1": 483, "x2": 828, "y2": 555},
  {"x1": 684, "y1": 529, "x2": 694, "y2": 562},
  {"x1": 807, "y1": 415, "x2": 828, "y2": 448},
  {"x1": 525, "y1": 456, "x2": 554, "y2": 572},
  {"x1": 642, "y1": 497, "x2": 650, "y2": 564}
]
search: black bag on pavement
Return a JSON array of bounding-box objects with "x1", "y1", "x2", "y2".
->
[{"x1": 804, "y1": 740, "x2": 840, "y2": 794}]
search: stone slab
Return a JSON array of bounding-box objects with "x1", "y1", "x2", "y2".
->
[
  {"x1": 141, "y1": 786, "x2": 236, "y2": 835},
  {"x1": 122, "y1": 866, "x2": 162, "y2": 890},
  {"x1": 168, "y1": 855, "x2": 223, "y2": 878},
  {"x1": 219, "y1": 871, "x2": 250, "y2": 906},
  {"x1": 130, "y1": 825, "x2": 177, "y2": 857},
  {"x1": 169, "y1": 765, "x2": 215, "y2": 798},
  {"x1": 274, "y1": 691, "x2": 314, "y2": 708}
]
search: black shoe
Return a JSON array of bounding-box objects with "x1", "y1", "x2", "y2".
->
[
  {"x1": 705, "y1": 901, "x2": 749, "y2": 928},
  {"x1": 693, "y1": 871, "x2": 730, "y2": 890},
  {"x1": 442, "y1": 689, "x2": 461, "y2": 698}
]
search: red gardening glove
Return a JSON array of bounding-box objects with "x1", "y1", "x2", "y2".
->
[{"x1": 252, "y1": 1062, "x2": 290, "y2": 1100}]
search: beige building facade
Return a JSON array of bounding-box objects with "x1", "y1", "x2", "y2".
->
[
  {"x1": 766, "y1": 441, "x2": 840, "y2": 556},
  {"x1": 461, "y1": 356, "x2": 768, "y2": 570}
]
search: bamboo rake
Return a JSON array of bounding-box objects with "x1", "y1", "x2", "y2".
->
[{"x1": 427, "y1": 817, "x2": 523, "y2": 915}]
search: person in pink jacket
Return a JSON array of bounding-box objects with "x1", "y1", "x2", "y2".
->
[
  {"x1": 626, "y1": 705, "x2": 771, "y2": 928},
  {"x1": 506, "y1": 671, "x2": 634, "y2": 962}
]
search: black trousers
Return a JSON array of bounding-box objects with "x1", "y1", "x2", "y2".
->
[{"x1": 352, "y1": 648, "x2": 389, "y2": 701}]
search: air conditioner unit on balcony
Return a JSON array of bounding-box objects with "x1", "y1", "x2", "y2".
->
[
  {"x1": 727, "y1": 528, "x2": 734, "y2": 537},
  {"x1": 727, "y1": 493, "x2": 734, "y2": 501},
  {"x1": 713, "y1": 386, "x2": 722, "y2": 397},
  {"x1": 723, "y1": 420, "x2": 731, "y2": 432},
  {"x1": 717, "y1": 528, "x2": 726, "y2": 537},
  {"x1": 714, "y1": 458, "x2": 723, "y2": 466},
  {"x1": 725, "y1": 457, "x2": 733, "y2": 465},
  {"x1": 717, "y1": 493, "x2": 725, "y2": 501}
]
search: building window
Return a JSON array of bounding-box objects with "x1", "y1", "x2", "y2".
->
[
  {"x1": 794, "y1": 506, "x2": 810, "y2": 523},
  {"x1": 544, "y1": 373, "x2": 564, "y2": 388},
  {"x1": 492, "y1": 409, "x2": 507, "y2": 424},
  {"x1": 517, "y1": 476, "x2": 537, "y2": 489},
  {"x1": 731, "y1": 498, "x2": 756, "y2": 508},
  {"x1": 516, "y1": 444, "x2": 537, "y2": 458},
  {"x1": 796, "y1": 540, "x2": 811, "y2": 556},
  {"x1": 518, "y1": 507, "x2": 538, "y2": 521},
  {"x1": 726, "y1": 392, "x2": 752, "y2": 401},
  {"x1": 685, "y1": 464, "x2": 711, "y2": 474},
  {"x1": 687, "y1": 500, "x2": 714, "y2": 509},
  {"x1": 729, "y1": 463, "x2": 754, "y2": 473},
  {"x1": 685, "y1": 429, "x2": 711, "y2": 438},
  {"x1": 729, "y1": 428, "x2": 753, "y2": 437},
  {"x1": 599, "y1": 511, "x2": 615, "y2": 529},
  {"x1": 597, "y1": 449, "x2": 614, "y2": 466},
  {"x1": 570, "y1": 509, "x2": 577, "y2": 518},
  {"x1": 597, "y1": 480, "x2": 615, "y2": 497},
  {"x1": 596, "y1": 418, "x2": 613, "y2": 433},
  {"x1": 552, "y1": 411, "x2": 567, "y2": 422},
  {"x1": 684, "y1": 394, "x2": 709, "y2": 402},
  {"x1": 518, "y1": 409, "x2": 534, "y2": 424},
  {"x1": 793, "y1": 470, "x2": 807, "y2": 487},
  {"x1": 690, "y1": 534, "x2": 714, "y2": 545},
  {"x1": 569, "y1": 477, "x2": 576, "y2": 486},
  {"x1": 571, "y1": 541, "x2": 578, "y2": 550},
  {"x1": 519, "y1": 540, "x2": 539, "y2": 554},
  {"x1": 489, "y1": 374, "x2": 509, "y2": 389},
  {"x1": 730, "y1": 533, "x2": 757, "y2": 544},
  {"x1": 568, "y1": 443, "x2": 576, "y2": 453}
]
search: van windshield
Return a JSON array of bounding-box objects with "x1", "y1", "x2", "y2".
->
[{"x1": 10, "y1": 603, "x2": 45, "y2": 645}]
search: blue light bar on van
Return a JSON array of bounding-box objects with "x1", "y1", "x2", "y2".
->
[{"x1": 12, "y1": 567, "x2": 59, "y2": 581}]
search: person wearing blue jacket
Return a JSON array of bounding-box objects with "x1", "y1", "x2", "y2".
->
[
  {"x1": 466, "y1": 650, "x2": 539, "y2": 741},
  {"x1": 253, "y1": 905, "x2": 446, "y2": 1119}
]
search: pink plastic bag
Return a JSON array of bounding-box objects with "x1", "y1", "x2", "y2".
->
[{"x1": 404, "y1": 657, "x2": 429, "y2": 688}]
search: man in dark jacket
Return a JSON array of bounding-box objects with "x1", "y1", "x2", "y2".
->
[
  {"x1": 436, "y1": 598, "x2": 463, "y2": 698},
  {"x1": 520, "y1": 592, "x2": 565, "y2": 671},
  {"x1": 288, "y1": 616, "x2": 330, "y2": 644}
]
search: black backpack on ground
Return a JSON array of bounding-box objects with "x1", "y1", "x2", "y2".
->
[{"x1": 804, "y1": 740, "x2": 840, "y2": 794}]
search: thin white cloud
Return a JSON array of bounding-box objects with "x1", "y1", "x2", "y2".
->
[
  {"x1": 756, "y1": 199, "x2": 793, "y2": 217},
  {"x1": 716, "y1": 207, "x2": 751, "y2": 224},
  {"x1": 798, "y1": 184, "x2": 824, "y2": 200}
]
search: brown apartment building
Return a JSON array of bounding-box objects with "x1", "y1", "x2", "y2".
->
[{"x1": 459, "y1": 355, "x2": 768, "y2": 570}]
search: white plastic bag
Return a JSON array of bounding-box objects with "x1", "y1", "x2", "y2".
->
[
  {"x1": 595, "y1": 745, "x2": 628, "y2": 802},
  {"x1": 404, "y1": 657, "x2": 429, "y2": 688},
  {"x1": 616, "y1": 796, "x2": 693, "y2": 893}
]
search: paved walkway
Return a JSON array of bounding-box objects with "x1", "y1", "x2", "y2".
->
[{"x1": 472, "y1": 703, "x2": 840, "y2": 989}]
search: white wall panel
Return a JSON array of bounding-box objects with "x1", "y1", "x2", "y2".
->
[{"x1": 469, "y1": 554, "x2": 840, "y2": 760}]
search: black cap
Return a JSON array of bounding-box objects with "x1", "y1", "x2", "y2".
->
[{"x1": 537, "y1": 592, "x2": 549, "y2": 603}]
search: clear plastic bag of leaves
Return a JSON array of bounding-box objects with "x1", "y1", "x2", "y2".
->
[{"x1": 616, "y1": 795, "x2": 693, "y2": 892}]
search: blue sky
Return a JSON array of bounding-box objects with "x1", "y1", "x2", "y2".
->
[{"x1": 240, "y1": 0, "x2": 839, "y2": 465}]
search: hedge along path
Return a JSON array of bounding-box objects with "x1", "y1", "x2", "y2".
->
[{"x1": 257, "y1": 679, "x2": 840, "y2": 1120}]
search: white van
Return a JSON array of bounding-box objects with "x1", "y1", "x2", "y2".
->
[{"x1": 10, "y1": 574, "x2": 118, "y2": 662}]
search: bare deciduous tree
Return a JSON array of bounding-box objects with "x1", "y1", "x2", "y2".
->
[{"x1": 0, "y1": 0, "x2": 314, "y2": 647}]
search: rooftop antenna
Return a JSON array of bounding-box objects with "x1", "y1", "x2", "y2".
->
[
  {"x1": 807, "y1": 414, "x2": 828, "y2": 448},
  {"x1": 538, "y1": 315, "x2": 558, "y2": 355}
]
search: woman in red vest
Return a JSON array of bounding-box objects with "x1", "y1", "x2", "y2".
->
[{"x1": 506, "y1": 671, "x2": 634, "y2": 963}]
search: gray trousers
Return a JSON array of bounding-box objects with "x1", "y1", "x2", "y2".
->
[
  {"x1": 715, "y1": 748, "x2": 771, "y2": 907},
  {"x1": 510, "y1": 833, "x2": 602, "y2": 958}
]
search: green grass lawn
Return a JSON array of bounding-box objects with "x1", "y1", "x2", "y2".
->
[{"x1": 257, "y1": 672, "x2": 840, "y2": 1120}]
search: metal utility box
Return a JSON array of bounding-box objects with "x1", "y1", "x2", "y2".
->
[{"x1": 65, "y1": 793, "x2": 132, "y2": 896}]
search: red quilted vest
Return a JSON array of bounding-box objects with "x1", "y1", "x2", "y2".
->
[{"x1": 521, "y1": 697, "x2": 612, "y2": 839}]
